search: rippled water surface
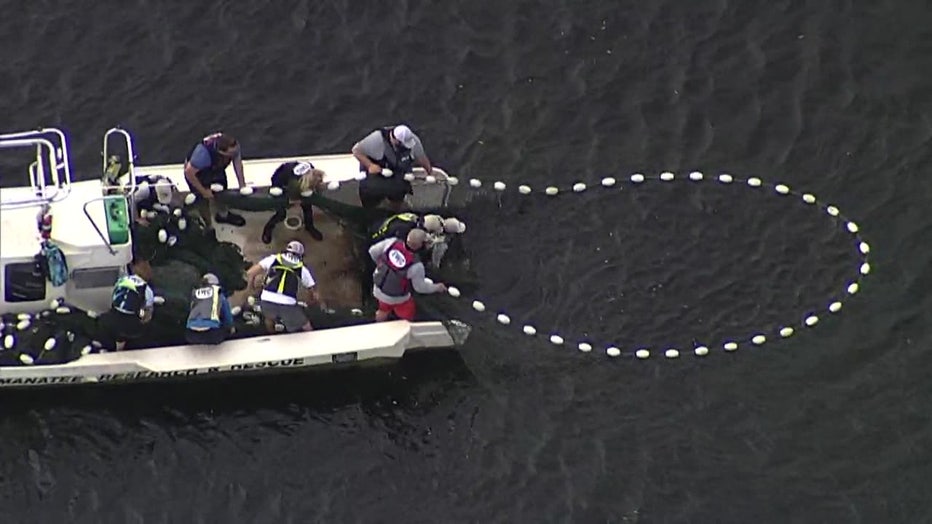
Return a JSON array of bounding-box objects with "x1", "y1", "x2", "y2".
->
[{"x1": 2, "y1": 0, "x2": 932, "y2": 521}]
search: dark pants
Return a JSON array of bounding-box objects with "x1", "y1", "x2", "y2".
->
[
  {"x1": 99, "y1": 310, "x2": 144, "y2": 350},
  {"x1": 185, "y1": 327, "x2": 230, "y2": 345},
  {"x1": 193, "y1": 168, "x2": 228, "y2": 190},
  {"x1": 359, "y1": 174, "x2": 412, "y2": 209},
  {"x1": 263, "y1": 201, "x2": 316, "y2": 232}
]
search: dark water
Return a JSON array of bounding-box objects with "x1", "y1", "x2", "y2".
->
[{"x1": 2, "y1": 0, "x2": 932, "y2": 521}]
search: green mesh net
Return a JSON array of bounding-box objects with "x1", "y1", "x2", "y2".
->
[{"x1": 0, "y1": 188, "x2": 473, "y2": 367}]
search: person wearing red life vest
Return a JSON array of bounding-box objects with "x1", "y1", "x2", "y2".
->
[{"x1": 369, "y1": 228, "x2": 446, "y2": 321}]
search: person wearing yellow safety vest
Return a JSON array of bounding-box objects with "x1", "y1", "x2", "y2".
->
[
  {"x1": 245, "y1": 240, "x2": 324, "y2": 333},
  {"x1": 100, "y1": 274, "x2": 155, "y2": 351},
  {"x1": 185, "y1": 273, "x2": 235, "y2": 345}
]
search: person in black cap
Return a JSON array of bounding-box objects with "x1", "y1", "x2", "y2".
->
[{"x1": 261, "y1": 160, "x2": 325, "y2": 243}]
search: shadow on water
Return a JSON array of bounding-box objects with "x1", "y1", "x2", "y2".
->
[{"x1": 0, "y1": 349, "x2": 477, "y2": 421}]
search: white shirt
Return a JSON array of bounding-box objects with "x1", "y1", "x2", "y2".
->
[{"x1": 257, "y1": 254, "x2": 315, "y2": 305}]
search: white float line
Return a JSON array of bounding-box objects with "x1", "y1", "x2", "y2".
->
[{"x1": 447, "y1": 171, "x2": 870, "y2": 361}]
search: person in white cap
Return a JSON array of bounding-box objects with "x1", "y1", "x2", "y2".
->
[
  {"x1": 369, "y1": 228, "x2": 447, "y2": 321},
  {"x1": 244, "y1": 240, "x2": 323, "y2": 333},
  {"x1": 130, "y1": 174, "x2": 176, "y2": 220},
  {"x1": 185, "y1": 272, "x2": 235, "y2": 345},
  {"x1": 351, "y1": 124, "x2": 434, "y2": 209},
  {"x1": 261, "y1": 160, "x2": 325, "y2": 243}
]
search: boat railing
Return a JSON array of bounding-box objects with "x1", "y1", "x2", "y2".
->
[
  {"x1": 101, "y1": 126, "x2": 141, "y2": 221},
  {"x1": 0, "y1": 128, "x2": 73, "y2": 210}
]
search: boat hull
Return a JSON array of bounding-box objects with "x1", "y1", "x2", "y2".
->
[{"x1": 0, "y1": 319, "x2": 469, "y2": 388}]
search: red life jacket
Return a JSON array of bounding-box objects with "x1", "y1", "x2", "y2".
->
[{"x1": 374, "y1": 240, "x2": 417, "y2": 297}]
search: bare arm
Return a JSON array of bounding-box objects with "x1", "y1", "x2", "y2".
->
[
  {"x1": 416, "y1": 156, "x2": 433, "y2": 177},
  {"x1": 352, "y1": 143, "x2": 381, "y2": 174},
  {"x1": 245, "y1": 263, "x2": 265, "y2": 290},
  {"x1": 184, "y1": 162, "x2": 213, "y2": 199},
  {"x1": 233, "y1": 155, "x2": 246, "y2": 188}
]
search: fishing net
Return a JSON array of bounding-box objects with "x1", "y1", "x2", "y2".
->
[{"x1": 0, "y1": 186, "x2": 473, "y2": 367}]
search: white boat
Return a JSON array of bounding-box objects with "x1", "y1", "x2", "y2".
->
[{"x1": 0, "y1": 127, "x2": 470, "y2": 388}]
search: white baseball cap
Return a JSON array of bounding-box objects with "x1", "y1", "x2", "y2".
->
[
  {"x1": 286, "y1": 240, "x2": 305, "y2": 256},
  {"x1": 422, "y1": 214, "x2": 443, "y2": 234},
  {"x1": 443, "y1": 218, "x2": 466, "y2": 234},
  {"x1": 392, "y1": 125, "x2": 417, "y2": 149},
  {"x1": 154, "y1": 180, "x2": 173, "y2": 204}
]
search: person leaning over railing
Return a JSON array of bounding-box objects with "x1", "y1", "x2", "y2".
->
[
  {"x1": 351, "y1": 124, "x2": 434, "y2": 210},
  {"x1": 183, "y1": 132, "x2": 247, "y2": 229}
]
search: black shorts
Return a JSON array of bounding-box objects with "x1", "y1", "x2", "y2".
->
[
  {"x1": 359, "y1": 174, "x2": 411, "y2": 209},
  {"x1": 99, "y1": 310, "x2": 144, "y2": 348},
  {"x1": 191, "y1": 168, "x2": 228, "y2": 191},
  {"x1": 185, "y1": 327, "x2": 230, "y2": 345}
]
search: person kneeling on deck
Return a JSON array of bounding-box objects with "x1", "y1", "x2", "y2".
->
[
  {"x1": 352, "y1": 124, "x2": 434, "y2": 210},
  {"x1": 245, "y1": 240, "x2": 323, "y2": 333},
  {"x1": 262, "y1": 161, "x2": 325, "y2": 243},
  {"x1": 183, "y1": 132, "x2": 247, "y2": 229},
  {"x1": 370, "y1": 213, "x2": 466, "y2": 269},
  {"x1": 370, "y1": 228, "x2": 447, "y2": 322},
  {"x1": 130, "y1": 174, "x2": 176, "y2": 221},
  {"x1": 185, "y1": 273, "x2": 235, "y2": 345},
  {"x1": 101, "y1": 274, "x2": 155, "y2": 351},
  {"x1": 370, "y1": 212, "x2": 442, "y2": 244}
]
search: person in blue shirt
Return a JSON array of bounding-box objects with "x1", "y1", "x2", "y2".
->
[
  {"x1": 185, "y1": 272, "x2": 235, "y2": 345},
  {"x1": 183, "y1": 132, "x2": 247, "y2": 229}
]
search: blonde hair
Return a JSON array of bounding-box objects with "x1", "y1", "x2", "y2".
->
[{"x1": 300, "y1": 168, "x2": 325, "y2": 193}]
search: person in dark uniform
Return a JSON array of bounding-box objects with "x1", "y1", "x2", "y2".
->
[
  {"x1": 261, "y1": 161, "x2": 325, "y2": 243},
  {"x1": 185, "y1": 272, "x2": 235, "y2": 345},
  {"x1": 369, "y1": 212, "x2": 443, "y2": 243},
  {"x1": 99, "y1": 274, "x2": 155, "y2": 351},
  {"x1": 183, "y1": 132, "x2": 247, "y2": 228},
  {"x1": 129, "y1": 174, "x2": 176, "y2": 219},
  {"x1": 351, "y1": 124, "x2": 434, "y2": 210}
]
